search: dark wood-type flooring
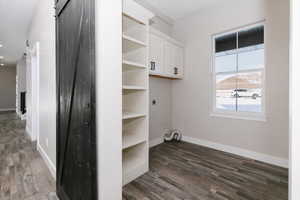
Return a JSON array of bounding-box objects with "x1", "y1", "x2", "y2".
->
[
  {"x1": 0, "y1": 111, "x2": 57, "y2": 200},
  {"x1": 123, "y1": 142, "x2": 288, "y2": 200},
  {"x1": 0, "y1": 111, "x2": 288, "y2": 199}
]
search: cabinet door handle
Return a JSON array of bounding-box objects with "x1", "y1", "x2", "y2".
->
[
  {"x1": 150, "y1": 61, "x2": 156, "y2": 70},
  {"x1": 174, "y1": 67, "x2": 178, "y2": 75}
]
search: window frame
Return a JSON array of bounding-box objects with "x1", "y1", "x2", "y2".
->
[{"x1": 211, "y1": 22, "x2": 266, "y2": 121}]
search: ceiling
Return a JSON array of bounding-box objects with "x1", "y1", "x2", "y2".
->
[
  {"x1": 136, "y1": 0, "x2": 235, "y2": 22},
  {"x1": 0, "y1": 0, "x2": 233, "y2": 66},
  {"x1": 0, "y1": 0, "x2": 39, "y2": 66}
]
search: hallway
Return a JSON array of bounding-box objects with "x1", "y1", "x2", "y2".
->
[{"x1": 0, "y1": 111, "x2": 57, "y2": 200}]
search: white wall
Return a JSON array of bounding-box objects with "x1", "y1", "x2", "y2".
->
[
  {"x1": 149, "y1": 77, "x2": 172, "y2": 142},
  {"x1": 0, "y1": 66, "x2": 16, "y2": 111},
  {"x1": 95, "y1": 0, "x2": 122, "y2": 199},
  {"x1": 172, "y1": 0, "x2": 289, "y2": 161},
  {"x1": 17, "y1": 57, "x2": 26, "y2": 92},
  {"x1": 28, "y1": 0, "x2": 56, "y2": 175}
]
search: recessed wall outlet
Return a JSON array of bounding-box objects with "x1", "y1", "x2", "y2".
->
[{"x1": 46, "y1": 138, "x2": 49, "y2": 148}]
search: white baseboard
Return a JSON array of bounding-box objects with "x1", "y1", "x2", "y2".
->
[
  {"x1": 16, "y1": 110, "x2": 21, "y2": 116},
  {"x1": 149, "y1": 137, "x2": 164, "y2": 148},
  {"x1": 0, "y1": 108, "x2": 16, "y2": 112},
  {"x1": 37, "y1": 143, "x2": 56, "y2": 180},
  {"x1": 182, "y1": 136, "x2": 289, "y2": 168},
  {"x1": 20, "y1": 114, "x2": 26, "y2": 121},
  {"x1": 16, "y1": 110, "x2": 26, "y2": 119},
  {"x1": 25, "y1": 127, "x2": 32, "y2": 141}
]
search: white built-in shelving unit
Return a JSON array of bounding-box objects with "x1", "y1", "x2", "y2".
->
[{"x1": 122, "y1": 0, "x2": 154, "y2": 186}]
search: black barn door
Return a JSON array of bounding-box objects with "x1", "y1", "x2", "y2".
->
[{"x1": 56, "y1": 0, "x2": 97, "y2": 199}]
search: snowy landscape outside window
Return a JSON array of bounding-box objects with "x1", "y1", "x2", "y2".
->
[{"x1": 212, "y1": 23, "x2": 265, "y2": 120}]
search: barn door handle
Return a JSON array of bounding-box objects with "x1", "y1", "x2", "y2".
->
[{"x1": 150, "y1": 61, "x2": 156, "y2": 71}]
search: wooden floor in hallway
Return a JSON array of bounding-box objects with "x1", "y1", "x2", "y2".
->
[
  {"x1": 0, "y1": 111, "x2": 57, "y2": 200},
  {"x1": 0, "y1": 111, "x2": 289, "y2": 200},
  {"x1": 123, "y1": 142, "x2": 288, "y2": 200}
]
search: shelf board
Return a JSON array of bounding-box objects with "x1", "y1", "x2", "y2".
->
[
  {"x1": 149, "y1": 71, "x2": 183, "y2": 80},
  {"x1": 123, "y1": 34, "x2": 146, "y2": 52},
  {"x1": 123, "y1": 34, "x2": 146, "y2": 45},
  {"x1": 123, "y1": 112, "x2": 146, "y2": 120},
  {"x1": 123, "y1": 60, "x2": 147, "y2": 69},
  {"x1": 123, "y1": 13, "x2": 145, "y2": 26},
  {"x1": 123, "y1": 137, "x2": 146, "y2": 150},
  {"x1": 123, "y1": 85, "x2": 147, "y2": 90}
]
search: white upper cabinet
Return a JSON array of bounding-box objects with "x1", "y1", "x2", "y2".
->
[
  {"x1": 149, "y1": 28, "x2": 184, "y2": 79},
  {"x1": 149, "y1": 34, "x2": 164, "y2": 74}
]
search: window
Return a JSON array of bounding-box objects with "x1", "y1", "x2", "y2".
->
[{"x1": 212, "y1": 23, "x2": 265, "y2": 120}]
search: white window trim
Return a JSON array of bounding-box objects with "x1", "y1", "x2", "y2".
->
[{"x1": 210, "y1": 21, "x2": 266, "y2": 122}]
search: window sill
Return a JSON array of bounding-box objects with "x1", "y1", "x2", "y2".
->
[{"x1": 210, "y1": 112, "x2": 266, "y2": 122}]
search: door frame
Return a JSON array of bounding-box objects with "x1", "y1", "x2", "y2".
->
[
  {"x1": 32, "y1": 42, "x2": 40, "y2": 144},
  {"x1": 289, "y1": 0, "x2": 300, "y2": 199},
  {"x1": 26, "y1": 42, "x2": 40, "y2": 142}
]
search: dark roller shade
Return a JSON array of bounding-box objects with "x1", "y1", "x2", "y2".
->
[
  {"x1": 238, "y1": 26, "x2": 264, "y2": 48},
  {"x1": 215, "y1": 33, "x2": 237, "y2": 53}
]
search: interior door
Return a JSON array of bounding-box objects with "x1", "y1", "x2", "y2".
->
[
  {"x1": 149, "y1": 34, "x2": 164, "y2": 74},
  {"x1": 56, "y1": 0, "x2": 97, "y2": 200}
]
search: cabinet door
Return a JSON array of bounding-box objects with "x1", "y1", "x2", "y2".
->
[
  {"x1": 149, "y1": 34, "x2": 164, "y2": 74},
  {"x1": 164, "y1": 42, "x2": 184, "y2": 77},
  {"x1": 174, "y1": 45, "x2": 184, "y2": 77},
  {"x1": 164, "y1": 41, "x2": 175, "y2": 76}
]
